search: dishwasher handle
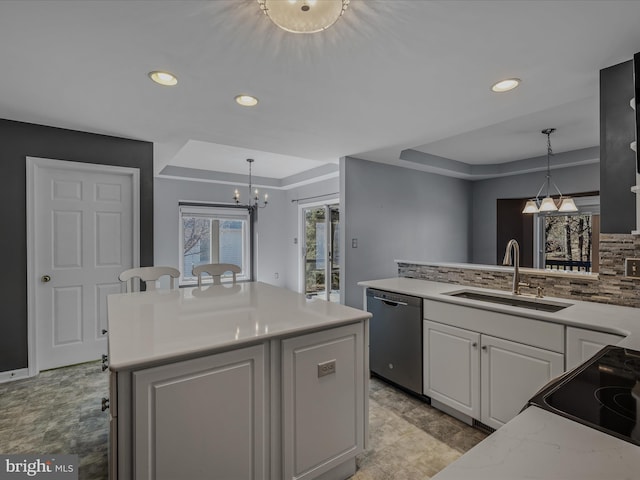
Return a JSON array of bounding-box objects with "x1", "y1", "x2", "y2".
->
[{"x1": 373, "y1": 296, "x2": 408, "y2": 307}]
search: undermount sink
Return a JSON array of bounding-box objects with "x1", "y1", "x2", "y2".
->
[{"x1": 446, "y1": 290, "x2": 572, "y2": 313}]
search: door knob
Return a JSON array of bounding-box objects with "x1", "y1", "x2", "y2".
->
[{"x1": 41, "y1": 275, "x2": 51, "y2": 283}]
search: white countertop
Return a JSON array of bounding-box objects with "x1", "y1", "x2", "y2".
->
[
  {"x1": 433, "y1": 406, "x2": 640, "y2": 480},
  {"x1": 359, "y1": 277, "x2": 640, "y2": 479},
  {"x1": 359, "y1": 277, "x2": 639, "y2": 345},
  {"x1": 107, "y1": 281, "x2": 370, "y2": 370}
]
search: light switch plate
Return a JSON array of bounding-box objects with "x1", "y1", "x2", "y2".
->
[{"x1": 625, "y1": 258, "x2": 640, "y2": 277}]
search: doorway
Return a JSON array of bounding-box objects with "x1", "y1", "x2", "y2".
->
[
  {"x1": 27, "y1": 157, "x2": 139, "y2": 373},
  {"x1": 299, "y1": 202, "x2": 340, "y2": 303}
]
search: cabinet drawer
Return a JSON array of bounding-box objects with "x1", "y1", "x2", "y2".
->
[{"x1": 424, "y1": 299, "x2": 564, "y2": 353}]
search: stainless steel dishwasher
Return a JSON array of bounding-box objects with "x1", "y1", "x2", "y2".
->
[{"x1": 366, "y1": 288, "x2": 423, "y2": 395}]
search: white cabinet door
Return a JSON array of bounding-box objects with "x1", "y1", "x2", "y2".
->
[
  {"x1": 282, "y1": 323, "x2": 364, "y2": 480},
  {"x1": 481, "y1": 335, "x2": 563, "y2": 430},
  {"x1": 424, "y1": 320, "x2": 480, "y2": 419},
  {"x1": 133, "y1": 345, "x2": 266, "y2": 480},
  {"x1": 566, "y1": 326, "x2": 624, "y2": 370}
]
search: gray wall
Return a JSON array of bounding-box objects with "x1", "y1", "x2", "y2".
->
[
  {"x1": 600, "y1": 59, "x2": 637, "y2": 233},
  {"x1": 154, "y1": 177, "x2": 288, "y2": 287},
  {"x1": 341, "y1": 156, "x2": 472, "y2": 309},
  {"x1": 471, "y1": 162, "x2": 600, "y2": 265},
  {"x1": 0, "y1": 119, "x2": 153, "y2": 372}
]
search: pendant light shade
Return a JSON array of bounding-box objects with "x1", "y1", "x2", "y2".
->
[
  {"x1": 558, "y1": 197, "x2": 578, "y2": 212},
  {"x1": 538, "y1": 196, "x2": 559, "y2": 212},
  {"x1": 522, "y1": 200, "x2": 539, "y2": 214},
  {"x1": 257, "y1": 0, "x2": 350, "y2": 34},
  {"x1": 522, "y1": 128, "x2": 579, "y2": 215}
]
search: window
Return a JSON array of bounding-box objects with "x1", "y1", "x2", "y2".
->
[
  {"x1": 179, "y1": 205, "x2": 251, "y2": 284},
  {"x1": 534, "y1": 196, "x2": 600, "y2": 273}
]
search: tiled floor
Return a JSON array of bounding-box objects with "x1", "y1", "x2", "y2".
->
[
  {"x1": 355, "y1": 378, "x2": 488, "y2": 479},
  {"x1": 0, "y1": 362, "x2": 109, "y2": 479},
  {"x1": 0, "y1": 363, "x2": 487, "y2": 480}
]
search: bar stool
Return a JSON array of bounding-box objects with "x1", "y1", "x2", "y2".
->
[
  {"x1": 118, "y1": 266, "x2": 180, "y2": 292},
  {"x1": 192, "y1": 263, "x2": 241, "y2": 286}
]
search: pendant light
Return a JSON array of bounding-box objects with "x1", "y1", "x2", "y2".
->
[
  {"x1": 233, "y1": 159, "x2": 268, "y2": 213},
  {"x1": 522, "y1": 128, "x2": 578, "y2": 214}
]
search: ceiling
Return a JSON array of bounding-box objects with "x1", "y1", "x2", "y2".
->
[{"x1": 1, "y1": 0, "x2": 639, "y2": 186}]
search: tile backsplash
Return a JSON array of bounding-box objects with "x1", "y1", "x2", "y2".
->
[{"x1": 398, "y1": 233, "x2": 640, "y2": 308}]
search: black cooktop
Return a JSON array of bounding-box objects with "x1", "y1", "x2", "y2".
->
[{"x1": 528, "y1": 345, "x2": 640, "y2": 446}]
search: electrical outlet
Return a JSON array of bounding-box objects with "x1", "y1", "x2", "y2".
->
[
  {"x1": 625, "y1": 258, "x2": 640, "y2": 277},
  {"x1": 317, "y1": 359, "x2": 336, "y2": 378},
  {"x1": 351, "y1": 238, "x2": 358, "y2": 248},
  {"x1": 274, "y1": 272, "x2": 279, "y2": 280}
]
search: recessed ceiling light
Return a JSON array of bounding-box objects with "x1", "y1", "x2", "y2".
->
[
  {"x1": 491, "y1": 78, "x2": 521, "y2": 93},
  {"x1": 148, "y1": 70, "x2": 178, "y2": 86},
  {"x1": 235, "y1": 94, "x2": 259, "y2": 107}
]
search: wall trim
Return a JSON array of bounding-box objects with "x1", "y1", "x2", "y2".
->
[{"x1": 0, "y1": 368, "x2": 30, "y2": 384}]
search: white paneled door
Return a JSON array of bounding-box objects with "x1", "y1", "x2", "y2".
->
[{"x1": 28, "y1": 157, "x2": 139, "y2": 372}]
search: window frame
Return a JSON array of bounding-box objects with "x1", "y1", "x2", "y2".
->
[
  {"x1": 533, "y1": 196, "x2": 600, "y2": 271},
  {"x1": 178, "y1": 204, "x2": 252, "y2": 286}
]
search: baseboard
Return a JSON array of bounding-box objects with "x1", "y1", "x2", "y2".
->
[
  {"x1": 313, "y1": 457, "x2": 356, "y2": 480},
  {"x1": 0, "y1": 368, "x2": 31, "y2": 384},
  {"x1": 430, "y1": 399, "x2": 474, "y2": 426}
]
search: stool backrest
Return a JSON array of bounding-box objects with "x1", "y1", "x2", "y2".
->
[
  {"x1": 119, "y1": 266, "x2": 180, "y2": 292},
  {"x1": 192, "y1": 263, "x2": 241, "y2": 286}
]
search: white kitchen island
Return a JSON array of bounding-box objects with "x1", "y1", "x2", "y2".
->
[{"x1": 106, "y1": 282, "x2": 371, "y2": 480}]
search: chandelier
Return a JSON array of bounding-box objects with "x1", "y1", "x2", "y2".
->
[
  {"x1": 522, "y1": 128, "x2": 578, "y2": 214},
  {"x1": 257, "y1": 0, "x2": 350, "y2": 34},
  {"x1": 234, "y1": 159, "x2": 268, "y2": 213}
]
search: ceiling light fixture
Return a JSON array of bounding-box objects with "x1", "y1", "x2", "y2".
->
[
  {"x1": 257, "y1": 0, "x2": 350, "y2": 34},
  {"x1": 491, "y1": 78, "x2": 521, "y2": 93},
  {"x1": 233, "y1": 159, "x2": 268, "y2": 213},
  {"x1": 148, "y1": 70, "x2": 178, "y2": 86},
  {"x1": 235, "y1": 94, "x2": 259, "y2": 107},
  {"x1": 522, "y1": 128, "x2": 578, "y2": 214}
]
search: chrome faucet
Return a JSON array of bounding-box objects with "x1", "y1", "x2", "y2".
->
[{"x1": 503, "y1": 239, "x2": 529, "y2": 295}]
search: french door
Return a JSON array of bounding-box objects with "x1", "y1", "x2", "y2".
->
[{"x1": 300, "y1": 202, "x2": 340, "y2": 303}]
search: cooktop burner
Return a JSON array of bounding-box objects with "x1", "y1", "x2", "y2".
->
[
  {"x1": 528, "y1": 345, "x2": 640, "y2": 446},
  {"x1": 595, "y1": 386, "x2": 635, "y2": 421}
]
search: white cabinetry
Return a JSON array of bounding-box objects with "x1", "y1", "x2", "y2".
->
[
  {"x1": 566, "y1": 326, "x2": 624, "y2": 370},
  {"x1": 423, "y1": 299, "x2": 565, "y2": 430},
  {"x1": 133, "y1": 344, "x2": 266, "y2": 480},
  {"x1": 112, "y1": 321, "x2": 367, "y2": 480},
  {"x1": 423, "y1": 320, "x2": 480, "y2": 419},
  {"x1": 480, "y1": 335, "x2": 563, "y2": 429},
  {"x1": 282, "y1": 323, "x2": 364, "y2": 480}
]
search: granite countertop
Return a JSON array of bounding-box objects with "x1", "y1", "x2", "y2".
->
[
  {"x1": 358, "y1": 276, "x2": 640, "y2": 479},
  {"x1": 107, "y1": 281, "x2": 370, "y2": 370}
]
